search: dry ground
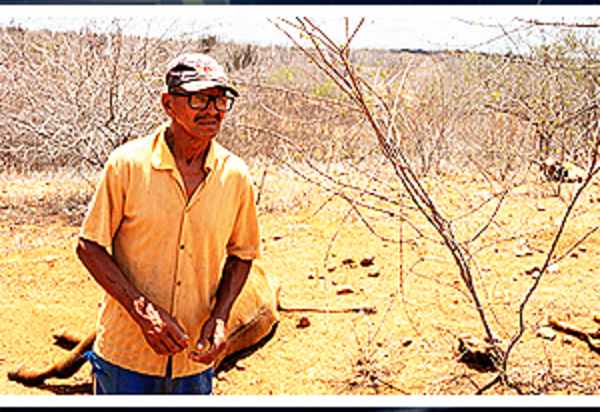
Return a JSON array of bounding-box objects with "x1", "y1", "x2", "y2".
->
[{"x1": 2, "y1": 167, "x2": 600, "y2": 398}]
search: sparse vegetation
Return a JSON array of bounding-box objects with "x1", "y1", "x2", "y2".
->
[{"x1": 2, "y1": 16, "x2": 600, "y2": 396}]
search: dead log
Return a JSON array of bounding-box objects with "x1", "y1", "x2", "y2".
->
[{"x1": 548, "y1": 316, "x2": 600, "y2": 354}]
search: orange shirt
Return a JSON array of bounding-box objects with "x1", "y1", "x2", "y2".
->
[{"x1": 80, "y1": 123, "x2": 261, "y2": 378}]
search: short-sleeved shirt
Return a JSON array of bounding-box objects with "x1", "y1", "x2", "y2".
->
[{"x1": 80, "y1": 123, "x2": 261, "y2": 378}]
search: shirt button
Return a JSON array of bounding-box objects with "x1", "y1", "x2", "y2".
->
[
  {"x1": 180, "y1": 244, "x2": 185, "y2": 250},
  {"x1": 176, "y1": 281, "x2": 182, "y2": 286}
]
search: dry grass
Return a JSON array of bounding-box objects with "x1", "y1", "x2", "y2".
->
[{"x1": 0, "y1": 170, "x2": 96, "y2": 227}]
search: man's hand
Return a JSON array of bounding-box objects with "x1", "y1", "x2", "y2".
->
[
  {"x1": 133, "y1": 297, "x2": 190, "y2": 356},
  {"x1": 77, "y1": 238, "x2": 190, "y2": 356},
  {"x1": 188, "y1": 317, "x2": 226, "y2": 364},
  {"x1": 188, "y1": 256, "x2": 252, "y2": 364}
]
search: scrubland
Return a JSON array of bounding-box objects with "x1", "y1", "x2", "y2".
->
[{"x1": 2, "y1": 17, "x2": 600, "y2": 396}]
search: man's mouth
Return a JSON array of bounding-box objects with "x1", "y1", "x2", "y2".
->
[{"x1": 195, "y1": 115, "x2": 220, "y2": 124}]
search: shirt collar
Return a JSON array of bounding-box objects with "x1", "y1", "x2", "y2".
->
[{"x1": 151, "y1": 122, "x2": 221, "y2": 173}]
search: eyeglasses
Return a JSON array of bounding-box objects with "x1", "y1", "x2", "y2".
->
[{"x1": 170, "y1": 91, "x2": 235, "y2": 112}]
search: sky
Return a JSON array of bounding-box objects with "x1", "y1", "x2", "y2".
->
[{"x1": 0, "y1": 5, "x2": 598, "y2": 53}]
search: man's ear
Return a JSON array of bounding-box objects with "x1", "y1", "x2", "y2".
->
[{"x1": 162, "y1": 93, "x2": 176, "y2": 119}]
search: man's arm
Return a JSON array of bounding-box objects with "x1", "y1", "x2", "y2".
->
[
  {"x1": 76, "y1": 237, "x2": 189, "y2": 355},
  {"x1": 189, "y1": 255, "x2": 252, "y2": 364}
]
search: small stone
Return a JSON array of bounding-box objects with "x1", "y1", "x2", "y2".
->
[
  {"x1": 272, "y1": 234, "x2": 283, "y2": 241},
  {"x1": 360, "y1": 255, "x2": 375, "y2": 267},
  {"x1": 297, "y1": 316, "x2": 311, "y2": 328},
  {"x1": 579, "y1": 246, "x2": 587, "y2": 252},
  {"x1": 367, "y1": 271, "x2": 380, "y2": 278},
  {"x1": 402, "y1": 338, "x2": 413, "y2": 347},
  {"x1": 342, "y1": 258, "x2": 356, "y2": 268},
  {"x1": 537, "y1": 327, "x2": 556, "y2": 340},
  {"x1": 571, "y1": 252, "x2": 579, "y2": 259},
  {"x1": 235, "y1": 361, "x2": 246, "y2": 371},
  {"x1": 524, "y1": 267, "x2": 540, "y2": 277},
  {"x1": 563, "y1": 336, "x2": 575, "y2": 345},
  {"x1": 336, "y1": 285, "x2": 355, "y2": 295},
  {"x1": 457, "y1": 335, "x2": 500, "y2": 371},
  {"x1": 308, "y1": 274, "x2": 315, "y2": 279},
  {"x1": 327, "y1": 265, "x2": 337, "y2": 273}
]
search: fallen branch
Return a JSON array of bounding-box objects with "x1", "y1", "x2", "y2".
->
[
  {"x1": 277, "y1": 301, "x2": 377, "y2": 315},
  {"x1": 548, "y1": 316, "x2": 600, "y2": 354}
]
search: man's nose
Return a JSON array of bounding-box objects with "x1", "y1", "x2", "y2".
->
[{"x1": 204, "y1": 98, "x2": 219, "y2": 113}]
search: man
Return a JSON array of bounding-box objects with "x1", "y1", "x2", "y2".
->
[{"x1": 76, "y1": 53, "x2": 260, "y2": 395}]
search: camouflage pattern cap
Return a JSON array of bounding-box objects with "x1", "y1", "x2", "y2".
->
[{"x1": 165, "y1": 53, "x2": 238, "y2": 97}]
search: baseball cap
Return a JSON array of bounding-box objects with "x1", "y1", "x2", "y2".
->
[{"x1": 165, "y1": 53, "x2": 238, "y2": 97}]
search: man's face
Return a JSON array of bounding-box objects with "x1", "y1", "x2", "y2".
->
[{"x1": 163, "y1": 87, "x2": 230, "y2": 142}]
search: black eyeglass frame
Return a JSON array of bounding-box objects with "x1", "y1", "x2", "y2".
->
[{"x1": 169, "y1": 90, "x2": 236, "y2": 112}]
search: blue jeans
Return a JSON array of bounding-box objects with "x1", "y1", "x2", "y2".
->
[{"x1": 84, "y1": 351, "x2": 213, "y2": 395}]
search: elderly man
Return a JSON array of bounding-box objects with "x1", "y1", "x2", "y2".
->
[{"x1": 76, "y1": 53, "x2": 260, "y2": 395}]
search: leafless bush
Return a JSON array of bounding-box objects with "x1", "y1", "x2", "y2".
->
[
  {"x1": 0, "y1": 20, "x2": 267, "y2": 172},
  {"x1": 268, "y1": 16, "x2": 600, "y2": 395},
  {"x1": 467, "y1": 22, "x2": 600, "y2": 169},
  {"x1": 0, "y1": 18, "x2": 547, "y2": 181},
  {"x1": 1, "y1": 23, "x2": 161, "y2": 170}
]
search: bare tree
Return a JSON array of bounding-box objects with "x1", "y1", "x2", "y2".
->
[
  {"x1": 265, "y1": 16, "x2": 600, "y2": 394},
  {"x1": 0, "y1": 19, "x2": 261, "y2": 172}
]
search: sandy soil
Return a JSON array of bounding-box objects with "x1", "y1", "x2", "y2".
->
[{"x1": 2, "y1": 170, "x2": 600, "y2": 401}]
